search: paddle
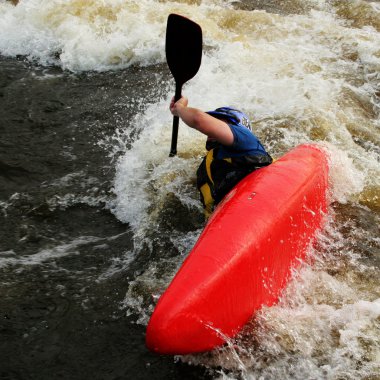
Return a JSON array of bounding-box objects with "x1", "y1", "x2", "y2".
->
[{"x1": 166, "y1": 14, "x2": 202, "y2": 156}]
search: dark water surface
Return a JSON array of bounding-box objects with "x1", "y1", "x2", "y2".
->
[{"x1": 0, "y1": 56, "x2": 211, "y2": 380}]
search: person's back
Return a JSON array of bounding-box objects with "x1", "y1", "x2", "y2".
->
[{"x1": 169, "y1": 98, "x2": 272, "y2": 216}]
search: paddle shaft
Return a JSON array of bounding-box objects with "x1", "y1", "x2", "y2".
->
[{"x1": 169, "y1": 83, "x2": 182, "y2": 157}]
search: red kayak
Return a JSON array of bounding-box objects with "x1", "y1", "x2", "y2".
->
[{"x1": 146, "y1": 144, "x2": 329, "y2": 354}]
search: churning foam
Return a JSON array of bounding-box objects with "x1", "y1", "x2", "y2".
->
[
  {"x1": 108, "y1": 0, "x2": 378, "y2": 236},
  {"x1": 109, "y1": 2, "x2": 380, "y2": 378}
]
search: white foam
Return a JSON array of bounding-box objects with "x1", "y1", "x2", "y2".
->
[
  {"x1": 110, "y1": 4, "x2": 380, "y2": 239},
  {"x1": 0, "y1": 0, "x2": 236, "y2": 71},
  {"x1": 0, "y1": 236, "x2": 103, "y2": 268},
  {"x1": 322, "y1": 143, "x2": 366, "y2": 204}
]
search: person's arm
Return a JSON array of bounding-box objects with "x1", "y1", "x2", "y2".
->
[{"x1": 170, "y1": 97, "x2": 234, "y2": 146}]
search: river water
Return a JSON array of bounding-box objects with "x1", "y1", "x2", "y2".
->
[{"x1": 0, "y1": 0, "x2": 379, "y2": 379}]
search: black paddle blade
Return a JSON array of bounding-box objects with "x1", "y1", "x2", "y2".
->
[{"x1": 166, "y1": 14, "x2": 202, "y2": 87}]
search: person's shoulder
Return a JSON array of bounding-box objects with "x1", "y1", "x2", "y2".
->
[{"x1": 229, "y1": 123, "x2": 258, "y2": 143}]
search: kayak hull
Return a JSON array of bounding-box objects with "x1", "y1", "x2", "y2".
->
[{"x1": 146, "y1": 144, "x2": 329, "y2": 354}]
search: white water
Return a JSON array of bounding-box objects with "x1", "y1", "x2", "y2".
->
[{"x1": 1, "y1": 0, "x2": 379, "y2": 379}]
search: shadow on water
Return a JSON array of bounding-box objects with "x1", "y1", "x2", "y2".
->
[{"x1": 0, "y1": 56, "x2": 212, "y2": 379}]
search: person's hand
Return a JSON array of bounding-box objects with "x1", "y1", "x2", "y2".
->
[{"x1": 170, "y1": 96, "x2": 188, "y2": 117}]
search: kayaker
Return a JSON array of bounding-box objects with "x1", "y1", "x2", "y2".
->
[{"x1": 170, "y1": 96, "x2": 273, "y2": 217}]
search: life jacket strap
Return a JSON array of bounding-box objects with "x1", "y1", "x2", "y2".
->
[
  {"x1": 205, "y1": 148, "x2": 215, "y2": 186},
  {"x1": 199, "y1": 183, "x2": 213, "y2": 218}
]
